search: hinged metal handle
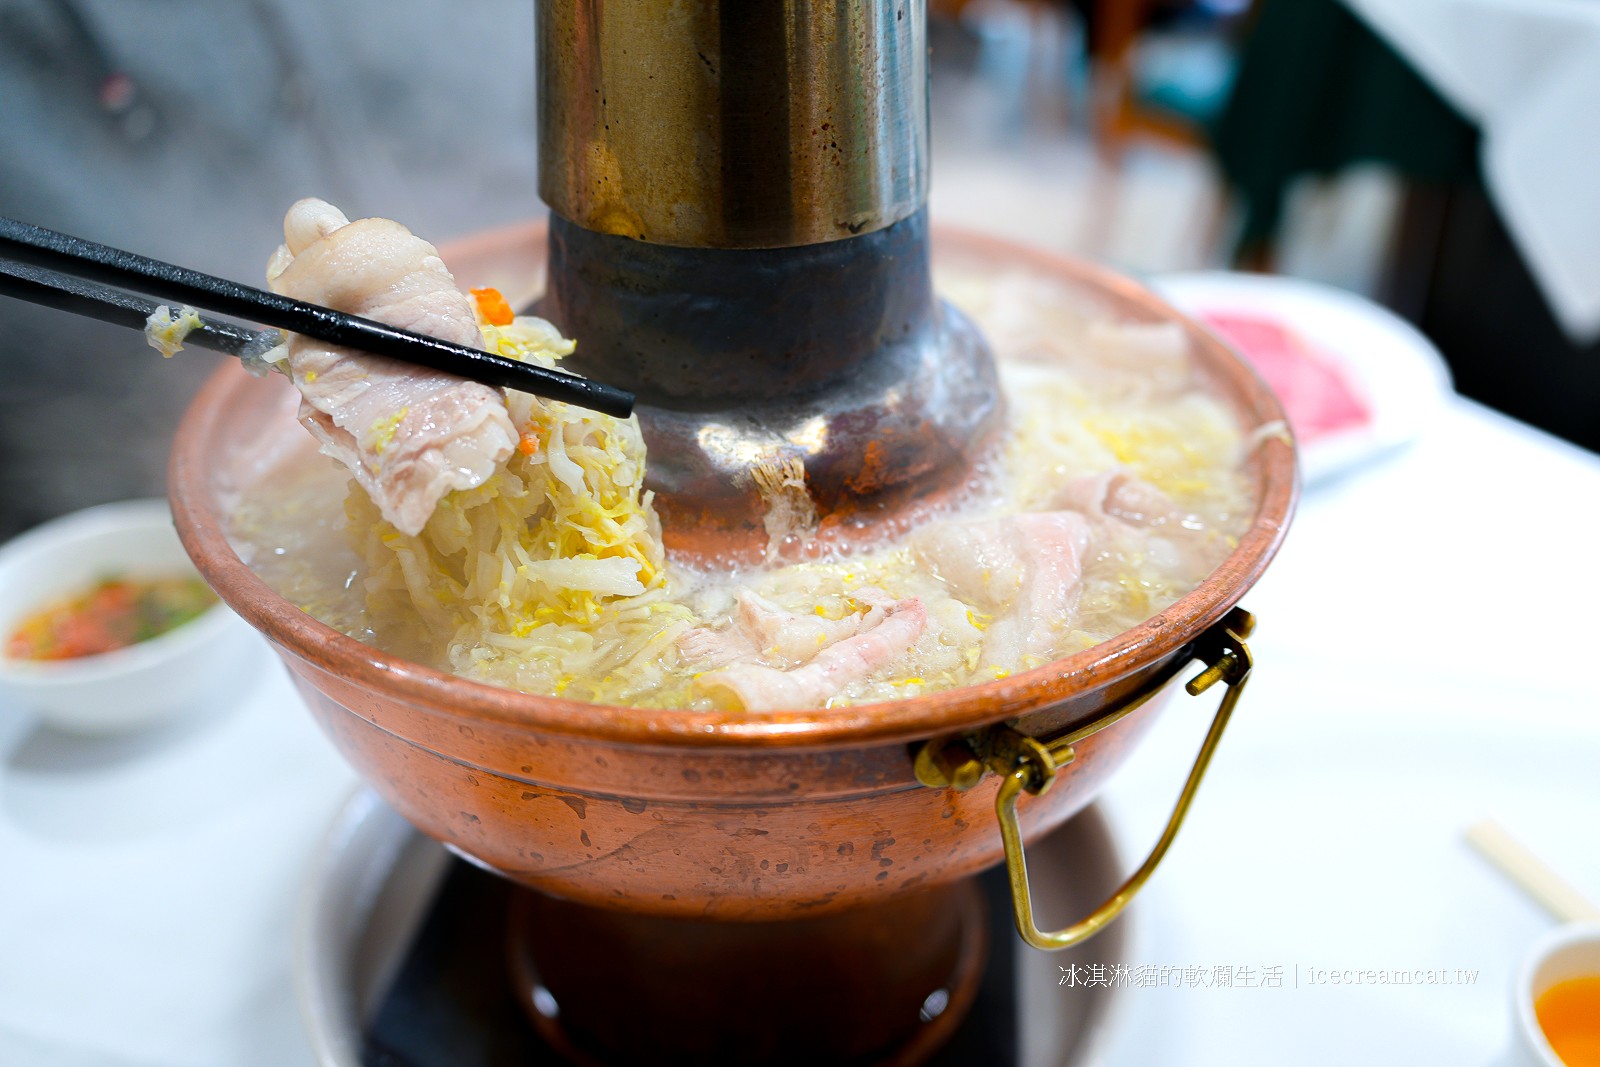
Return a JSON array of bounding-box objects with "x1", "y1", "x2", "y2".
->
[{"x1": 913, "y1": 607, "x2": 1256, "y2": 951}]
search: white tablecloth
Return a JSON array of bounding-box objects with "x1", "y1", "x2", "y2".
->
[
  {"x1": 0, "y1": 646, "x2": 356, "y2": 1067},
  {"x1": 1096, "y1": 397, "x2": 1600, "y2": 1064},
  {"x1": 2, "y1": 397, "x2": 1598, "y2": 1066},
  {"x1": 1343, "y1": 0, "x2": 1600, "y2": 344}
]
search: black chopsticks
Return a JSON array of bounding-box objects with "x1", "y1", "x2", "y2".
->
[
  {"x1": 0, "y1": 258, "x2": 266, "y2": 357},
  {"x1": 0, "y1": 215, "x2": 635, "y2": 419}
]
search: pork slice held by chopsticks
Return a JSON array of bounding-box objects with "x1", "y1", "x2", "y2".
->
[{"x1": 266, "y1": 198, "x2": 517, "y2": 536}]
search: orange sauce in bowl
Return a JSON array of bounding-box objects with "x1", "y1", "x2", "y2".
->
[
  {"x1": 1537, "y1": 975, "x2": 1600, "y2": 1066},
  {"x1": 5, "y1": 575, "x2": 216, "y2": 661}
]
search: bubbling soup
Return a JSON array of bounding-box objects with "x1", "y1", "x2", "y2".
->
[{"x1": 229, "y1": 202, "x2": 1261, "y2": 712}]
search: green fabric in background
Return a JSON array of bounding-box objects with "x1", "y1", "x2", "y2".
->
[{"x1": 1212, "y1": 0, "x2": 1479, "y2": 247}]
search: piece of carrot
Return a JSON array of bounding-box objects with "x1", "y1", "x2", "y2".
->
[{"x1": 471, "y1": 287, "x2": 516, "y2": 327}]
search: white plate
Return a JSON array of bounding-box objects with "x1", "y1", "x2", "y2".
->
[
  {"x1": 1154, "y1": 271, "x2": 1454, "y2": 487},
  {"x1": 294, "y1": 789, "x2": 1137, "y2": 1067}
]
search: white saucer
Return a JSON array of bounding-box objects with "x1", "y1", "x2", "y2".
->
[
  {"x1": 294, "y1": 789, "x2": 1135, "y2": 1067},
  {"x1": 1155, "y1": 271, "x2": 1455, "y2": 487}
]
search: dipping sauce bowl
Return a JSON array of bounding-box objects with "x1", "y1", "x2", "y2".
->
[
  {"x1": 1510, "y1": 924, "x2": 1600, "y2": 1067},
  {"x1": 0, "y1": 499, "x2": 255, "y2": 734}
]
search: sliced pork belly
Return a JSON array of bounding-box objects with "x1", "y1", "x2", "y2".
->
[
  {"x1": 734, "y1": 588, "x2": 893, "y2": 667},
  {"x1": 266, "y1": 198, "x2": 517, "y2": 536},
  {"x1": 1055, "y1": 469, "x2": 1179, "y2": 528},
  {"x1": 915, "y1": 512, "x2": 1091, "y2": 666},
  {"x1": 677, "y1": 588, "x2": 894, "y2": 674},
  {"x1": 695, "y1": 598, "x2": 927, "y2": 711},
  {"x1": 1057, "y1": 470, "x2": 1221, "y2": 587},
  {"x1": 676, "y1": 618, "x2": 756, "y2": 671}
]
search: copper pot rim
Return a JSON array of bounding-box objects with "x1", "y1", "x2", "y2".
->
[{"x1": 168, "y1": 230, "x2": 1296, "y2": 753}]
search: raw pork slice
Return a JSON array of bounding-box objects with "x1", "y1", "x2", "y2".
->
[{"x1": 1200, "y1": 311, "x2": 1370, "y2": 442}]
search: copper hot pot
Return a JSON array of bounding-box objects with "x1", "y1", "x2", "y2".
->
[{"x1": 169, "y1": 225, "x2": 1295, "y2": 1064}]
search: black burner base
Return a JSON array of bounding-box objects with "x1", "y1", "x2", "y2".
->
[{"x1": 363, "y1": 862, "x2": 1021, "y2": 1067}]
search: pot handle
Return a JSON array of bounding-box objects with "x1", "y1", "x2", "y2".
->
[{"x1": 913, "y1": 607, "x2": 1255, "y2": 951}]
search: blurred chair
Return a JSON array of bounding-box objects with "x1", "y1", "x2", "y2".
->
[{"x1": 1083, "y1": 0, "x2": 1221, "y2": 156}]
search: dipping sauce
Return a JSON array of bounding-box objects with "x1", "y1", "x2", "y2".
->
[
  {"x1": 5, "y1": 575, "x2": 216, "y2": 661},
  {"x1": 1538, "y1": 975, "x2": 1600, "y2": 1066}
]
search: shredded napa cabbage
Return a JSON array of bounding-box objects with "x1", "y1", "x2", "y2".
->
[
  {"x1": 144, "y1": 305, "x2": 204, "y2": 358},
  {"x1": 346, "y1": 313, "x2": 696, "y2": 703}
]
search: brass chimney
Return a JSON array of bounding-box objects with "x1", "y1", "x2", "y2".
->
[{"x1": 536, "y1": 0, "x2": 1001, "y2": 560}]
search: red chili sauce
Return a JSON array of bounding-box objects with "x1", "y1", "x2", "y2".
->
[{"x1": 6, "y1": 575, "x2": 216, "y2": 661}]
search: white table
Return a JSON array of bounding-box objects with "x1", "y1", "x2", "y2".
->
[
  {"x1": 3, "y1": 397, "x2": 1597, "y2": 1066},
  {"x1": 1098, "y1": 397, "x2": 1600, "y2": 1065}
]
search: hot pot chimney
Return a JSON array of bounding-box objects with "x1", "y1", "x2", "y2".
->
[{"x1": 535, "y1": 0, "x2": 1003, "y2": 560}]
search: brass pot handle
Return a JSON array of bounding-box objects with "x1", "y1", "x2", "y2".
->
[{"x1": 914, "y1": 607, "x2": 1256, "y2": 951}]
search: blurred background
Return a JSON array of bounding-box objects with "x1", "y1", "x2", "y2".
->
[{"x1": 2, "y1": 0, "x2": 1595, "y2": 540}]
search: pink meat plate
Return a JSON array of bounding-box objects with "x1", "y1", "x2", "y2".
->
[
  {"x1": 1199, "y1": 312, "x2": 1372, "y2": 443},
  {"x1": 1156, "y1": 272, "x2": 1454, "y2": 487}
]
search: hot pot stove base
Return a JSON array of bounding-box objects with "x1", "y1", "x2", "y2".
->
[{"x1": 297, "y1": 789, "x2": 1132, "y2": 1067}]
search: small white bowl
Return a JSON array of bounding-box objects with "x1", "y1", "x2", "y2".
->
[
  {"x1": 1508, "y1": 923, "x2": 1600, "y2": 1067},
  {"x1": 0, "y1": 499, "x2": 256, "y2": 734}
]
